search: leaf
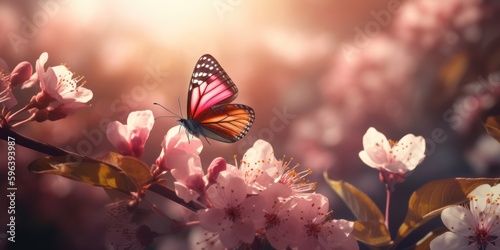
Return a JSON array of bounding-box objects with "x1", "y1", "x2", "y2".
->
[
  {"x1": 324, "y1": 173, "x2": 392, "y2": 247},
  {"x1": 324, "y1": 173, "x2": 384, "y2": 223},
  {"x1": 352, "y1": 221, "x2": 392, "y2": 247},
  {"x1": 28, "y1": 155, "x2": 136, "y2": 193},
  {"x1": 98, "y1": 152, "x2": 153, "y2": 190},
  {"x1": 396, "y1": 178, "x2": 500, "y2": 245},
  {"x1": 485, "y1": 115, "x2": 500, "y2": 143}
]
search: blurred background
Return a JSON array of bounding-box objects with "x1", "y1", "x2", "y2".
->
[{"x1": 1, "y1": 0, "x2": 500, "y2": 249}]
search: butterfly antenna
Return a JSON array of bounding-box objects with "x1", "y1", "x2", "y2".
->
[
  {"x1": 177, "y1": 97, "x2": 184, "y2": 119},
  {"x1": 154, "y1": 115, "x2": 178, "y2": 121},
  {"x1": 153, "y1": 102, "x2": 181, "y2": 119}
]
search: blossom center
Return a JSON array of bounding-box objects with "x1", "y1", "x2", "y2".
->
[
  {"x1": 472, "y1": 228, "x2": 496, "y2": 249},
  {"x1": 265, "y1": 212, "x2": 281, "y2": 229},
  {"x1": 276, "y1": 157, "x2": 317, "y2": 193},
  {"x1": 224, "y1": 205, "x2": 242, "y2": 222},
  {"x1": 388, "y1": 139, "x2": 398, "y2": 147}
]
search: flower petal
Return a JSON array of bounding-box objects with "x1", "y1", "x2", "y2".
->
[
  {"x1": 362, "y1": 127, "x2": 390, "y2": 165},
  {"x1": 106, "y1": 121, "x2": 131, "y2": 155},
  {"x1": 218, "y1": 230, "x2": 240, "y2": 249},
  {"x1": 441, "y1": 206, "x2": 474, "y2": 237},
  {"x1": 174, "y1": 182, "x2": 200, "y2": 203},
  {"x1": 234, "y1": 219, "x2": 256, "y2": 244},
  {"x1": 358, "y1": 151, "x2": 380, "y2": 169},
  {"x1": 430, "y1": 232, "x2": 470, "y2": 250},
  {"x1": 198, "y1": 208, "x2": 226, "y2": 232},
  {"x1": 392, "y1": 133, "x2": 425, "y2": 171}
]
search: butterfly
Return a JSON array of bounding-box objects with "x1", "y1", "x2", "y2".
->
[{"x1": 156, "y1": 54, "x2": 255, "y2": 143}]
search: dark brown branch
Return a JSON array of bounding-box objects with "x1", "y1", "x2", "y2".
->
[{"x1": 0, "y1": 126, "x2": 202, "y2": 212}]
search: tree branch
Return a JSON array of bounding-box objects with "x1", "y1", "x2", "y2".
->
[{"x1": 0, "y1": 126, "x2": 202, "y2": 212}]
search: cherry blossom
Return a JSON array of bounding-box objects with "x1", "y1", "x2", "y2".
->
[
  {"x1": 197, "y1": 175, "x2": 265, "y2": 248},
  {"x1": 294, "y1": 194, "x2": 358, "y2": 250},
  {"x1": 31, "y1": 52, "x2": 93, "y2": 108},
  {"x1": 106, "y1": 110, "x2": 154, "y2": 158},
  {"x1": 259, "y1": 183, "x2": 307, "y2": 249},
  {"x1": 430, "y1": 184, "x2": 500, "y2": 250},
  {"x1": 359, "y1": 127, "x2": 426, "y2": 174},
  {"x1": 155, "y1": 125, "x2": 206, "y2": 202},
  {"x1": 237, "y1": 139, "x2": 316, "y2": 195}
]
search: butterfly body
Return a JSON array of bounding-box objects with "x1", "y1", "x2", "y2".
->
[{"x1": 179, "y1": 54, "x2": 255, "y2": 143}]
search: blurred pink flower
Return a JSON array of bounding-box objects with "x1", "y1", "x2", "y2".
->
[
  {"x1": 430, "y1": 184, "x2": 500, "y2": 249},
  {"x1": 294, "y1": 194, "x2": 358, "y2": 250},
  {"x1": 359, "y1": 127, "x2": 426, "y2": 174},
  {"x1": 197, "y1": 175, "x2": 265, "y2": 248},
  {"x1": 32, "y1": 52, "x2": 93, "y2": 108},
  {"x1": 106, "y1": 110, "x2": 154, "y2": 158}
]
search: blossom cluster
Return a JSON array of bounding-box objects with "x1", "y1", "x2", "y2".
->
[
  {"x1": 106, "y1": 110, "x2": 358, "y2": 249},
  {"x1": 0, "y1": 52, "x2": 92, "y2": 127}
]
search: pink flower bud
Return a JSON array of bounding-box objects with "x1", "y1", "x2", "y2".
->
[
  {"x1": 9, "y1": 61, "x2": 32, "y2": 88},
  {"x1": 206, "y1": 157, "x2": 227, "y2": 184}
]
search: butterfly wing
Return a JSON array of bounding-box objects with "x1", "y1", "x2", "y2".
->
[
  {"x1": 188, "y1": 54, "x2": 238, "y2": 120},
  {"x1": 197, "y1": 104, "x2": 255, "y2": 143}
]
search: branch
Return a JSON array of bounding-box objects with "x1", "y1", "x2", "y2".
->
[{"x1": 0, "y1": 126, "x2": 202, "y2": 212}]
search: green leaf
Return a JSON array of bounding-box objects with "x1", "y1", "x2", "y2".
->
[
  {"x1": 396, "y1": 178, "x2": 500, "y2": 245},
  {"x1": 98, "y1": 152, "x2": 153, "y2": 190},
  {"x1": 352, "y1": 221, "x2": 392, "y2": 247},
  {"x1": 28, "y1": 155, "x2": 136, "y2": 193},
  {"x1": 485, "y1": 115, "x2": 500, "y2": 143},
  {"x1": 324, "y1": 173, "x2": 392, "y2": 247},
  {"x1": 324, "y1": 173, "x2": 384, "y2": 223}
]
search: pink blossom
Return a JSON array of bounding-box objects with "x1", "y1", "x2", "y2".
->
[
  {"x1": 259, "y1": 183, "x2": 307, "y2": 249},
  {"x1": 430, "y1": 184, "x2": 500, "y2": 249},
  {"x1": 155, "y1": 125, "x2": 203, "y2": 171},
  {"x1": 197, "y1": 175, "x2": 265, "y2": 248},
  {"x1": 156, "y1": 125, "x2": 205, "y2": 202},
  {"x1": 359, "y1": 127, "x2": 426, "y2": 174},
  {"x1": 239, "y1": 139, "x2": 316, "y2": 195},
  {"x1": 238, "y1": 139, "x2": 278, "y2": 190},
  {"x1": 31, "y1": 52, "x2": 93, "y2": 108},
  {"x1": 106, "y1": 110, "x2": 154, "y2": 158},
  {"x1": 294, "y1": 194, "x2": 358, "y2": 250}
]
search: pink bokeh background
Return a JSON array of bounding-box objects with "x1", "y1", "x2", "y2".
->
[{"x1": 1, "y1": 0, "x2": 500, "y2": 249}]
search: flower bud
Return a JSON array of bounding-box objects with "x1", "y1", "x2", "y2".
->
[
  {"x1": 206, "y1": 157, "x2": 227, "y2": 184},
  {"x1": 9, "y1": 61, "x2": 32, "y2": 88}
]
